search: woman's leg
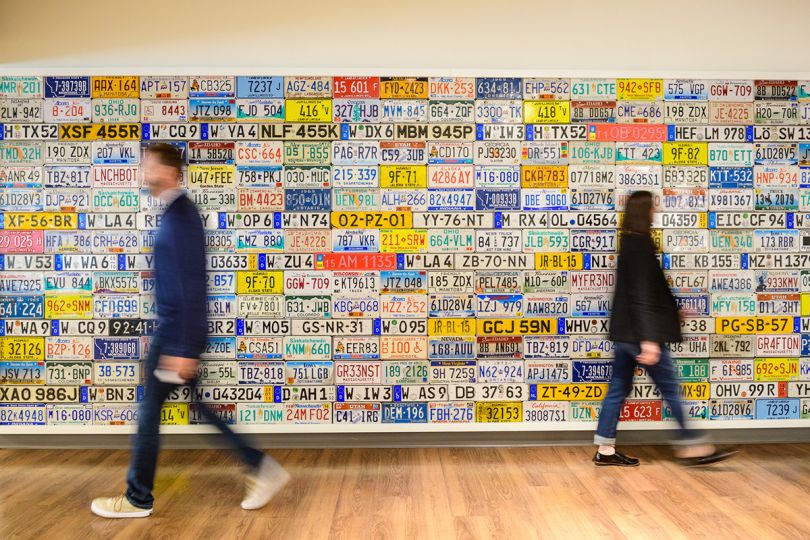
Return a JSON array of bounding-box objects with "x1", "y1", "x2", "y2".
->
[{"x1": 594, "y1": 342, "x2": 638, "y2": 448}]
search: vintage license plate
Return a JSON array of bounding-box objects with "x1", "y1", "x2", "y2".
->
[
  {"x1": 332, "y1": 294, "x2": 380, "y2": 318},
  {"x1": 525, "y1": 358, "x2": 571, "y2": 382},
  {"x1": 755, "y1": 100, "x2": 798, "y2": 124},
  {"x1": 236, "y1": 98, "x2": 284, "y2": 121},
  {"x1": 663, "y1": 166, "x2": 707, "y2": 188},
  {"x1": 709, "y1": 190, "x2": 754, "y2": 211},
  {"x1": 44, "y1": 98, "x2": 91, "y2": 123},
  {"x1": 430, "y1": 361, "x2": 475, "y2": 383},
  {"x1": 523, "y1": 294, "x2": 568, "y2": 317},
  {"x1": 664, "y1": 101, "x2": 708, "y2": 124},
  {"x1": 571, "y1": 100, "x2": 616, "y2": 123},
  {"x1": 616, "y1": 100, "x2": 663, "y2": 123},
  {"x1": 380, "y1": 294, "x2": 426, "y2": 318},
  {"x1": 570, "y1": 338, "x2": 613, "y2": 359},
  {"x1": 429, "y1": 164, "x2": 474, "y2": 188},
  {"x1": 140, "y1": 99, "x2": 189, "y2": 122},
  {"x1": 0, "y1": 98, "x2": 44, "y2": 123},
  {"x1": 475, "y1": 401, "x2": 522, "y2": 422},
  {"x1": 428, "y1": 100, "x2": 474, "y2": 123}
]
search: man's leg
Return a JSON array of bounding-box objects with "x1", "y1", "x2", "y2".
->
[
  {"x1": 124, "y1": 340, "x2": 178, "y2": 509},
  {"x1": 189, "y1": 379, "x2": 263, "y2": 470}
]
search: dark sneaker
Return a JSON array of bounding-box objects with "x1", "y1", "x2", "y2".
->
[
  {"x1": 593, "y1": 451, "x2": 640, "y2": 467},
  {"x1": 677, "y1": 447, "x2": 739, "y2": 467}
]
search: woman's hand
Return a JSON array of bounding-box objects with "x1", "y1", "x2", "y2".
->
[{"x1": 636, "y1": 341, "x2": 661, "y2": 366}]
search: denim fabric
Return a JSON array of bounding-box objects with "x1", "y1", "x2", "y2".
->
[
  {"x1": 594, "y1": 341, "x2": 706, "y2": 447},
  {"x1": 125, "y1": 336, "x2": 264, "y2": 509}
]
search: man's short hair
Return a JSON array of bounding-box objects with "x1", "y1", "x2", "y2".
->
[{"x1": 146, "y1": 143, "x2": 184, "y2": 173}]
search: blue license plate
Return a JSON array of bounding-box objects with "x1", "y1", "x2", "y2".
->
[
  {"x1": 380, "y1": 270, "x2": 426, "y2": 292},
  {"x1": 382, "y1": 402, "x2": 428, "y2": 423},
  {"x1": 0, "y1": 403, "x2": 46, "y2": 425},
  {"x1": 429, "y1": 338, "x2": 475, "y2": 359},
  {"x1": 93, "y1": 337, "x2": 140, "y2": 360},
  {"x1": 285, "y1": 188, "x2": 331, "y2": 211},
  {"x1": 0, "y1": 295, "x2": 44, "y2": 318},
  {"x1": 802, "y1": 334, "x2": 810, "y2": 356},
  {"x1": 475, "y1": 78, "x2": 522, "y2": 99},
  {"x1": 427, "y1": 189, "x2": 474, "y2": 211},
  {"x1": 44, "y1": 76, "x2": 90, "y2": 98},
  {"x1": 0, "y1": 361, "x2": 44, "y2": 383},
  {"x1": 755, "y1": 398, "x2": 800, "y2": 420},
  {"x1": 572, "y1": 360, "x2": 613, "y2": 382},
  {"x1": 236, "y1": 76, "x2": 284, "y2": 98},
  {"x1": 475, "y1": 188, "x2": 521, "y2": 211},
  {"x1": 708, "y1": 167, "x2": 753, "y2": 188},
  {"x1": 675, "y1": 294, "x2": 710, "y2": 316}
]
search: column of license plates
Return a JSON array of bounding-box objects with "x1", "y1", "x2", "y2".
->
[{"x1": 1, "y1": 75, "x2": 810, "y2": 428}]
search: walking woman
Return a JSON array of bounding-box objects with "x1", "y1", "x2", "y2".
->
[{"x1": 593, "y1": 190, "x2": 737, "y2": 467}]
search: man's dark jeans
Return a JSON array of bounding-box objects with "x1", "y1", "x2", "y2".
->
[{"x1": 125, "y1": 335, "x2": 264, "y2": 509}]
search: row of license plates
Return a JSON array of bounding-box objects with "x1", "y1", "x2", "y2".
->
[{"x1": 3, "y1": 397, "x2": 807, "y2": 425}]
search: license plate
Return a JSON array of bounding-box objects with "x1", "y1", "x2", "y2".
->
[
  {"x1": 531, "y1": 383, "x2": 607, "y2": 401},
  {"x1": 428, "y1": 401, "x2": 474, "y2": 423},
  {"x1": 44, "y1": 98, "x2": 91, "y2": 122},
  {"x1": 570, "y1": 100, "x2": 616, "y2": 123},
  {"x1": 755, "y1": 357, "x2": 799, "y2": 380},
  {"x1": 476, "y1": 78, "x2": 522, "y2": 99},
  {"x1": 756, "y1": 398, "x2": 800, "y2": 420},
  {"x1": 428, "y1": 228, "x2": 478, "y2": 253},
  {"x1": 756, "y1": 165, "x2": 798, "y2": 187},
  {"x1": 91, "y1": 98, "x2": 138, "y2": 123},
  {"x1": 332, "y1": 99, "x2": 380, "y2": 123},
  {"x1": 428, "y1": 100, "x2": 474, "y2": 123},
  {"x1": 45, "y1": 404, "x2": 92, "y2": 425},
  {"x1": 617, "y1": 79, "x2": 663, "y2": 100},
  {"x1": 93, "y1": 337, "x2": 139, "y2": 360},
  {"x1": 619, "y1": 399, "x2": 662, "y2": 421},
  {"x1": 708, "y1": 79, "x2": 754, "y2": 101},
  {"x1": 571, "y1": 338, "x2": 614, "y2": 359},
  {"x1": 664, "y1": 102, "x2": 708, "y2": 124},
  {"x1": 140, "y1": 99, "x2": 189, "y2": 122},
  {"x1": 755, "y1": 100, "x2": 798, "y2": 124},
  {"x1": 570, "y1": 293, "x2": 612, "y2": 317},
  {"x1": 429, "y1": 164, "x2": 474, "y2": 188},
  {"x1": 521, "y1": 294, "x2": 567, "y2": 316},
  {"x1": 235, "y1": 98, "x2": 284, "y2": 121},
  {"x1": 334, "y1": 361, "x2": 382, "y2": 384},
  {"x1": 334, "y1": 402, "x2": 381, "y2": 424},
  {"x1": 428, "y1": 77, "x2": 474, "y2": 99},
  {"x1": 523, "y1": 230, "x2": 569, "y2": 252},
  {"x1": 0, "y1": 98, "x2": 43, "y2": 123},
  {"x1": 428, "y1": 271, "x2": 474, "y2": 293},
  {"x1": 475, "y1": 100, "x2": 523, "y2": 124},
  {"x1": 571, "y1": 78, "x2": 616, "y2": 100},
  {"x1": 382, "y1": 402, "x2": 428, "y2": 423},
  {"x1": 757, "y1": 293, "x2": 800, "y2": 317},
  {"x1": 430, "y1": 361, "x2": 475, "y2": 383},
  {"x1": 332, "y1": 294, "x2": 380, "y2": 318},
  {"x1": 196, "y1": 386, "x2": 263, "y2": 403},
  {"x1": 380, "y1": 335, "x2": 427, "y2": 360},
  {"x1": 755, "y1": 143, "x2": 797, "y2": 165},
  {"x1": 567, "y1": 165, "x2": 615, "y2": 186},
  {"x1": 569, "y1": 141, "x2": 615, "y2": 165},
  {"x1": 476, "y1": 294, "x2": 523, "y2": 317},
  {"x1": 380, "y1": 360, "x2": 428, "y2": 384},
  {"x1": 474, "y1": 141, "x2": 521, "y2": 165},
  {"x1": 523, "y1": 78, "x2": 570, "y2": 100},
  {"x1": 380, "y1": 294, "x2": 426, "y2": 318},
  {"x1": 1, "y1": 76, "x2": 43, "y2": 98},
  {"x1": 755, "y1": 188, "x2": 797, "y2": 211},
  {"x1": 709, "y1": 189, "x2": 754, "y2": 211},
  {"x1": 379, "y1": 229, "x2": 427, "y2": 253},
  {"x1": 616, "y1": 101, "x2": 662, "y2": 123},
  {"x1": 475, "y1": 401, "x2": 522, "y2": 422},
  {"x1": 524, "y1": 358, "x2": 571, "y2": 382},
  {"x1": 0, "y1": 360, "x2": 44, "y2": 383},
  {"x1": 284, "y1": 99, "x2": 332, "y2": 122},
  {"x1": 570, "y1": 229, "x2": 616, "y2": 252}
]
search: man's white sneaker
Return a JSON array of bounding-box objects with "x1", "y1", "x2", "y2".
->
[{"x1": 241, "y1": 456, "x2": 290, "y2": 510}]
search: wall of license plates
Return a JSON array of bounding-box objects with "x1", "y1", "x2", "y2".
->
[{"x1": 1, "y1": 74, "x2": 810, "y2": 430}]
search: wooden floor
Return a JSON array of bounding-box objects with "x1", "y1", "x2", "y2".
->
[{"x1": 1, "y1": 444, "x2": 809, "y2": 540}]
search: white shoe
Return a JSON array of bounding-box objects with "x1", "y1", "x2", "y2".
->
[
  {"x1": 241, "y1": 456, "x2": 290, "y2": 510},
  {"x1": 91, "y1": 495, "x2": 153, "y2": 518}
]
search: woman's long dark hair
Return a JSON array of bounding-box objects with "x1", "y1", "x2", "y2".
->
[{"x1": 621, "y1": 190, "x2": 653, "y2": 236}]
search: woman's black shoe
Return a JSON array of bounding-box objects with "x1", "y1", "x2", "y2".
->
[
  {"x1": 677, "y1": 447, "x2": 739, "y2": 467},
  {"x1": 593, "y1": 451, "x2": 640, "y2": 467}
]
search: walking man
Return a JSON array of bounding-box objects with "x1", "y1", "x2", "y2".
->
[{"x1": 92, "y1": 143, "x2": 289, "y2": 518}]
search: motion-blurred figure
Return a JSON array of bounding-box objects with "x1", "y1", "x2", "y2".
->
[
  {"x1": 593, "y1": 190, "x2": 737, "y2": 467},
  {"x1": 92, "y1": 143, "x2": 288, "y2": 518}
]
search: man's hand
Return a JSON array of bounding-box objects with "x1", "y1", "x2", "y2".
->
[
  {"x1": 158, "y1": 355, "x2": 200, "y2": 381},
  {"x1": 636, "y1": 341, "x2": 661, "y2": 366}
]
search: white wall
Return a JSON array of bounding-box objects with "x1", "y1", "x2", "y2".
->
[{"x1": 1, "y1": 0, "x2": 810, "y2": 76}]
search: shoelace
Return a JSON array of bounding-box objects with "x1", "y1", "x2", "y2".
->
[{"x1": 113, "y1": 495, "x2": 125, "y2": 512}]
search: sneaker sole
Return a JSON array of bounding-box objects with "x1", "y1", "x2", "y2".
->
[
  {"x1": 241, "y1": 469, "x2": 291, "y2": 510},
  {"x1": 91, "y1": 500, "x2": 153, "y2": 519}
]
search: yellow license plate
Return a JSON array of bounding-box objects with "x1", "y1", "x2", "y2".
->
[
  {"x1": 663, "y1": 142, "x2": 708, "y2": 165},
  {"x1": 427, "y1": 318, "x2": 476, "y2": 336},
  {"x1": 534, "y1": 252, "x2": 584, "y2": 270},
  {"x1": 0, "y1": 337, "x2": 45, "y2": 361},
  {"x1": 381, "y1": 77, "x2": 428, "y2": 99},
  {"x1": 533, "y1": 383, "x2": 608, "y2": 401},
  {"x1": 617, "y1": 78, "x2": 664, "y2": 100},
  {"x1": 521, "y1": 165, "x2": 568, "y2": 188},
  {"x1": 187, "y1": 164, "x2": 236, "y2": 188},
  {"x1": 284, "y1": 99, "x2": 332, "y2": 122},
  {"x1": 236, "y1": 271, "x2": 283, "y2": 294},
  {"x1": 2, "y1": 212, "x2": 78, "y2": 229},
  {"x1": 160, "y1": 403, "x2": 189, "y2": 425},
  {"x1": 380, "y1": 165, "x2": 427, "y2": 188},
  {"x1": 680, "y1": 382, "x2": 710, "y2": 400},
  {"x1": 44, "y1": 294, "x2": 94, "y2": 318},
  {"x1": 91, "y1": 76, "x2": 140, "y2": 98},
  {"x1": 331, "y1": 211, "x2": 413, "y2": 229},
  {"x1": 477, "y1": 318, "x2": 558, "y2": 335},
  {"x1": 524, "y1": 101, "x2": 571, "y2": 124},
  {"x1": 755, "y1": 358, "x2": 799, "y2": 381},
  {"x1": 715, "y1": 316, "x2": 793, "y2": 334},
  {"x1": 380, "y1": 229, "x2": 427, "y2": 253},
  {"x1": 59, "y1": 123, "x2": 140, "y2": 140},
  {"x1": 475, "y1": 401, "x2": 523, "y2": 422},
  {"x1": 801, "y1": 293, "x2": 810, "y2": 316}
]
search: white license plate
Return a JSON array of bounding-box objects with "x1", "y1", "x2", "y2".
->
[
  {"x1": 334, "y1": 360, "x2": 382, "y2": 384},
  {"x1": 755, "y1": 165, "x2": 798, "y2": 187},
  {"x1": 755, "y1": 100, "x2": 798, "y2": 125},
  {"x1": 663, "y1": 229, "x2": 708, "y2": 253},
  {"x1": 284, "y1": 76, "x2": 331, "y2": 98},
  {"x1": 523, "y1": 294, "x2": 569, "y2": 316},
  {"x1": 569, "y1": 141, "x2": 615, "y2": 165},
  {"x1": 428, "y1": 293, "x2": 474, "y2": 317},
  {"x1": 476, "y1": 293, "x2": 523, "y2": 317},
  {"x1": 44, "y1": 98, "x2": 91, "y2": 122},
  {"x1": 0, "y1": 98, "x2": 43, "y2": 123},
  {"x1": 756, "y1": 143, "x2": 797, "y2": 165},
  {"x1": 708, "y1": 79, "x2": 754, "y2": 101},
  {"x1": 475, "y1": 100, "x2": 522, "y2": 124},
  {"x1": 664, "y1": 101, "x2": 708, "y2": 124},
  {"x1": 568, "y1": 165, "x2": 615, "y2": 186},
  {"x1": 754, "y1": 229, "x2": 799, "y2": 252},
  {"x1": 757, "y1": 293, "x2": 800, "y2": 316},
  {"x1": 92, "y1": 98, "x2": 139, "y2": 123},
  {"x1": 381, "y1": 100, "x2": 427, "y2": 122},
  {"x1": 524, "y1": 337, "x2": 571, "y2": 362},
  {"x1": 93, "y1": 403, "x2": 139, "y2": 424},
  {"x1": 428, "y1": 271, "x2": 474, "y2": 293},
  {"x1": 524, "y1": 401, "x2": 569, "y2": 422},
  {"x1": 616, "y1": 100, "x2": 662, "y2": 123},
  {"x1": 477, "y1": 359, "x2": 524, "y2": 383},
  {"x1": 756, "y1": 334, "x2": 800, "y2": 356},
  {"x1": 448, "y1": 383, "x2": 526, "y2": 401},
  {"x1": 661, "y1": 187, "x2": 708, "y2": 211},
  {"x1": 663, "y1": 166, "x2": 707, "y2": 188},
  {"x1": 709, "y1": 189, "x2": 754, "y2": 211},
  {"x1": 382, "y1": 360, "x2": 429, "y2": 384},
  {"x1": 616, "y1": 165, "x2": 662, "y2": 188},
  {"x1": 709, "y1": 101, "x2": 754, "y2": 124},
  {"x1": 44, "y1": 230, "x2": 91, "y2": 253},
  {"x1": 426, "y1": 228, "x2": 474, "y2": 254},
  {"x1": 523, "y1": 78, "x2": 570, "y2": 100},
  {"x1": 331, "y1": 165, "x2": 378, "y2": 188},
  {"x1": 476, "y1": 230, "x2": 522, "y2": 253},
  {"x1": 711, "y1": 335, "x2": 755, "y2": 358},
  {"x1": 378, "y1": 189, "x2": 426, "y2": 211},
  {"x1": 570, "y1": 229, "x2": 616, "y2": 252},
  {"x1": 474, "y1": 141, "x2": 521, "y2": 165},
  {"x1": 571, "y1": 293, "x2": 612, "y2": 317},
  {"x1": 140, "y1": 99, "x2": 188, "y2": 122},
  {"x1": 571, "y1": 78, "x2": 616, "y2": 100},
  {"x1": 428, "y1": 100, "x2": 474, "y2": 123},
  {"x1": 523, "y1": 230, "x2": 569, "y2": 252},
  {"x1": 429, "y1": 164, "x2": 474, "y2": 188},
  {"x1": 332, "y1": 99, "x2": 380, "y2": 123},
  {"x1": 616, "y1": 142, "x2": 662, "y2": 164},
  {"x1": 380, "y1": 294, "x2": 427, "y2": 318},
  {"x1": 331, "y1": 141, "x2": 379, "y2": 166},
  {"x1": 331, "y1": 229, "x2": 379, "y2": 252},
  {"x1": 570, "y1": 338, "x2": 613, "y2": 359},
  {"x1": 381, "y1": 141, "x2": 426, "y2": 164},
  {"x1": 380, "y1": 336, "x2": 427, "y2": 360},
  {"x1": 286, "y1": 361, "x2": 334, "y2": 385}
]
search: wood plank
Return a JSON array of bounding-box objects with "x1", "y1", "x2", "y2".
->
[{"x1": 0, "y1": 445, "x2": 808, "y2": 539}]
